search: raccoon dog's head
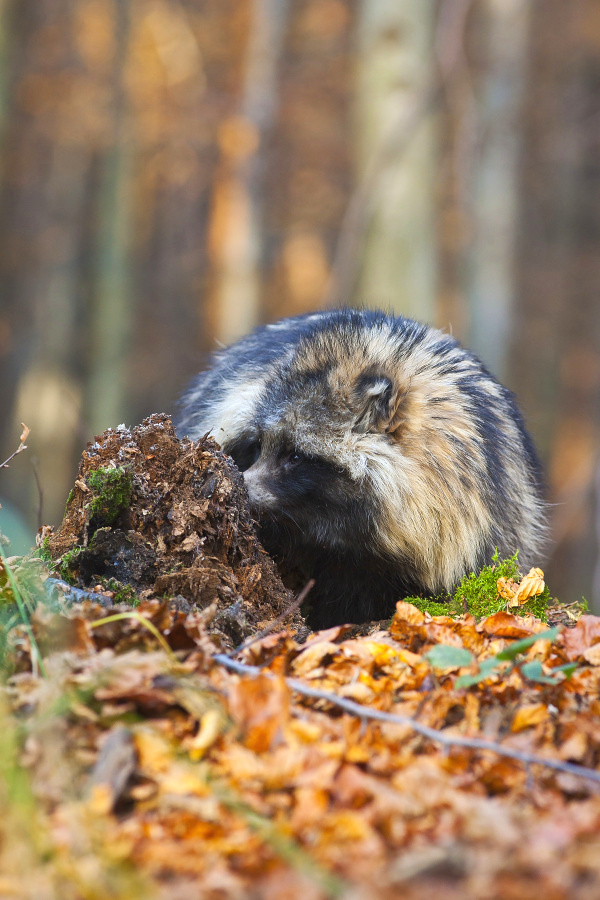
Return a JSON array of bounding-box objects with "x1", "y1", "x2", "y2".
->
[
  {"x1": 220, "y1": 318, "x2": 446, "y2": 575},
  {"x1": 228, "y1": 359, "x2": 401, "y2": 557}
]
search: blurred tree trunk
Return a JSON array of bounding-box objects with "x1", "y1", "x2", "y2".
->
[
  {"x1": 464, "y1": 0, "x2": 531, "y2": 381},
  {"x1": 262, "y1": 0, "x2": 355, "y2": 323},
  {"x1": 0, "y1": 0, "x2": 90, "y2": 529},
  {"x1": 207, "y1": 0, "x2": 291, "y2": 345},
  {"x1": 86, "y1": 0, "x2": 134, "y2": 435},
  {"x1": 128, "y1": 0, "x2": 249, "y2": 420},
  {"x1": 349, "y1": 0, "x2": 438, "y2": 318},
  {"x1": 0, "y1": 0, "x2": 10, "y2": 143}
]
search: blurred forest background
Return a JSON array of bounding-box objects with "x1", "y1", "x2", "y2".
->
[{"x1": 0, "y1": 0, "x2": 599, "y2": 609}]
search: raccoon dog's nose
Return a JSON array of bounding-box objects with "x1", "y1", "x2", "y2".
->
[{"x1": 243, "y1": 464, "x2": 277, "y2": 508}]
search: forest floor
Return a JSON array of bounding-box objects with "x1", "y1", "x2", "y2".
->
[{"x1": 1, "y1": 416, "x2": 600, "y2": 900}]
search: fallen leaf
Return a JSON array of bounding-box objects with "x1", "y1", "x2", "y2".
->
[
  {"x1": 511, "y1": 704, "x2": 548, "y2": 733},
  {"x1": 227, "y1": 672, "x2": 289, "y2": 752},
  {"x1": 393, "y1": 601, "x2": 425, "y2": 625},
  {"x1": 479, "y1": 611, "x2": 538, "y2": 638},
  {"x1": 583, "y1": 644, "x2": 600, "y2": 666},
  {"x1": 291, "y1": 641, "x2": 340, "y2": 676},
  {"x1": 189, "y1": 709, "x2": 225, "y2": 760},
  {"x1": 561, "y1": 615, "x2": 600, "y2": 661},
  {"x1": 498, "y1": 567, "x2": 545, "y2": 607}
]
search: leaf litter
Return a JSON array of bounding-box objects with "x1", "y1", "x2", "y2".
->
[{"x1": 1, "y1": 418, "x2": 600, "y2": 899}]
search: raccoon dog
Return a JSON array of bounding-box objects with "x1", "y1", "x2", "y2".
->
[{"x1": 178, "y1": 309, "x2": 546, "y2": 628}]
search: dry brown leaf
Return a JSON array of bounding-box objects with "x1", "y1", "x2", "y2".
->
[
  {"x1": 583, "y1": 644, "x2": 600, "y2": 666},
  {"x1": 388, "y1": 602, "x2": 427, "y2": 647},
  {"x1": 511, "y1": 704, "x2": 548, "y2": 733},
  {"x1": 498, "y1": 567, "x2": 545, "y2": 607},
  {"x1": 227, "y1": 672, "x2": 289, "y2": 752},
  {"x1": 134, "y1": 728, "x2": 174, "y2": 776},
  {"x1": 561, "y1": 615, "x2": 600, "y2": 661},
  {"x1": 479, "y1": 611, "x2": 538, "y2": 638},
  {"x1": 305, "y1": 624, "x2": 349, "y2": 644},
  {"x1": 291, "y1": 641, "x2": 340, "y2": 676},
  {"x1": 558, "y1": 729, "x2": 588, "y2": 762},
  {"x1": 393, "y1": 601, "x2": 425, "y2": 625}
]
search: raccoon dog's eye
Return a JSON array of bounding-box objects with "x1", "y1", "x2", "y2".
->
[{"x1": 285, "y1": 449, "x2": 310, "y2": 468}]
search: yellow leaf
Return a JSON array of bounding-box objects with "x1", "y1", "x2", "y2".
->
[
  {"x1": 87, "y1": 782, "x2": 114, "y2": 816},
  {"x1": 161, "y1": 767, "x2": 208, "y2": 797},
  {"x1": 134, "y1": 729, "x2": 173, "y2": 775},
  {"x1": 346, "y1": 744, "x2": 371, "y2": 764},
  {"x1": 498, "y1": 568, "x2": 545, "y2": 607},
  {"x1": 514, "y1": 567, "x2": 545, "y2": 603},
  {"x1": 511, "y1": 703, "x2": 548, "y2": 732},
  {"x1": 497, "y1": 576, "x2": 518, "y2": 602},
  {"x1": 189, "y1": 709, "x2": 224, "y2": 761}
]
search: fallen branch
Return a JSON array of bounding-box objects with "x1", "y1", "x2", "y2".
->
[{"x1": 214, "y1": 653, "x2": 600, "y2": 788}]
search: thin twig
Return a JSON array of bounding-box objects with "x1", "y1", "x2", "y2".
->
[
  {"x1": 231, "y1": 579, "x2": 315, "y2": 656},
  {"x1": 0, "y1": 424, "x2": 30, "y2": 470},
  {"x1": 214, "y1": 653, "x2": 600, "y2": 788}
]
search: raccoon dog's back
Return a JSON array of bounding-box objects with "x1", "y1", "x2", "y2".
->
[{"x1": 178, "y1": 309, "x2": 547, "y2": 628}]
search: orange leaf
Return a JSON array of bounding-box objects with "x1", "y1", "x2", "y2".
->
[
  {"x1": 511, "y1": 704, "x2": 548, "y2": 733},
  {"x1": 499, "y1": 568, "x2": 545, "y2": 607},
  {"x1": 561, "y1": 615, "x2": 600, "y2": 661},
  {"x1": 479, "y1": 611, "x2": 537, "y2": 638},
  {"x1": 227, "y1": 672, "x2": 289, "y2": 753},
  {"x1": 393, "y1": 601, "x2": 425, "y2": 625},
  {"x1": 291, "y1": 641, "x2": 340, "y2": 676}
]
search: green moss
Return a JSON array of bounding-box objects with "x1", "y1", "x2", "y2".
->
[
  {"x1": 86, "y1": 466, "x2": 133, "y2": 528},
  {"x1": 58, "y1": 547, "x2": 84, "y2": 586},
  {"x1": 99, "y1": 577, "x2": 140, "y2": 607},
  {"x1": 33, "y1": 537, "x2": 52, "y2": 564},
  {"x1": 404, "y1": 596, "x2": 451, "y2": 617},
  {"x1": 404, "y1": 552, "x2": 550, "y2": 622}
]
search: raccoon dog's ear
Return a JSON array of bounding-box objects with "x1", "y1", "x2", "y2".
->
[{"x1": 351, "y1": 372, "x2": 403, "y2": 433}]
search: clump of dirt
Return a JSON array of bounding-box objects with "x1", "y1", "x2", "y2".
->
[{"x1": 45, "y1": 414, "x2": 301, "y2": 647}]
